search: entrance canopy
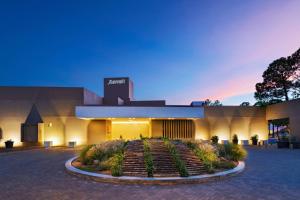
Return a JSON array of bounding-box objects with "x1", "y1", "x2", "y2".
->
[{"x1": 76, "y1": 106, "x2": 204, "y2": 119}]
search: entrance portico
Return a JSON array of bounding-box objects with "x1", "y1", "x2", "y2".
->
[{"x1": 76, "y1": 106, "x2": 204, "y2": 141}]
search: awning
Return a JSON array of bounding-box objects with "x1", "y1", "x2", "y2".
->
[{"x1": 75, "y1": 106, "x2": 204, "y2": 119}]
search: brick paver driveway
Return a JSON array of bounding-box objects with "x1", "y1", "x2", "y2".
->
[{"x1": 0, "y1": 147, "x2": 300, "y2": 200}]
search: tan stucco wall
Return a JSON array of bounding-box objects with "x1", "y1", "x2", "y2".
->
[
  {"x1": 87, "y1": 120, "x2": 107, "y2": 144},
  {"x1": 194, "y1": 119, "x2": 210, "y2": 140},
  {"x1": 111, "y1": 119, "x2": 150, "y2": 140},
  {"x1": 266, "y1": 99, "x2": 300, "y2": 138},
  {"x1": 0, "y1": 116, "x2": 88, "y2": 147},
  {"x1": 204, "y1": 106, "x2": 268, "y2": 141},
  {"x1": 0, "y1": 87, "x2": 98, "y2": 147},
  {"x1": 0, "y1": 117, "x2": 25, "y2": 147},
  {"x1": 151, "y1": 120, "x2": 163, "y2": 138},
  {"x1": 2, "y1": 86, "x2": 300, "y2": 146}
]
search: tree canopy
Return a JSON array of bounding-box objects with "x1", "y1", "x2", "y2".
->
[
  {"x1": 240, "y1": 102, "x2": 250, "y2": 106},
  {"x1": 204, "y1": 99, "x2": 222, "y2": 106},
  {"x1": 255, "y1": 48, "x2": 300, "y2": 104}
]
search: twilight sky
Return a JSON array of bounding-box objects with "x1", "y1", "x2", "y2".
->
[{"x1": 0, "y1": 0, "x2": 300, "y2": 105}]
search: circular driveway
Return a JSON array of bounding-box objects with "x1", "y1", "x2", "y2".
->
[{"x1": 0, "y1": 147, "x2": 300, "y2": 200}]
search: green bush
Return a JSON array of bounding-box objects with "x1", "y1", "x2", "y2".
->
[
  {"x1": 232, "y1": 134, "x2": 238, "y2": 145},
  {"x1": 79, "y1": 140, "x2": 127, "y2": 176},
  {"x1": 143, "y1": 139, "x2": 154, "y2": 177},
  {"x1": 185, "y1": 140, "x2": 218, "y2": 173},
  {"x1": 218, "y1": 143, "x2": 247, "y2": 161},
  {"x1": 251, "y1": 135, "x2": 258, "y2": 145},
  {"x1": 211, "y1": 136, "x2": 219, "y2": 145},
  {"x1": 98, "y1": 157, "x2": 113, "y2": 171},
  {"x1": 79, "y1": 145, "x2": 94, "y2": 165},
  {"x1": 164, "y1": 139, "x2": 189, "y2": 177},
  {"x1": 110, "y1": 152, "x2": 124, "y2": 176},
  {"x1": 85, "y1": 140, "x2": 126, "y2": 163},
  {"x1": 213, "y1": 160, "x2": 236, "y2": 169}
]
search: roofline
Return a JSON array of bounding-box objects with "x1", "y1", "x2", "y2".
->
[{"x1": 0, "y1": 85, "x2": 85, "y2": 89}]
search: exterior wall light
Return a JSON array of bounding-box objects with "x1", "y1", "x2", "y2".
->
[
  {"x1": 44, "y1": 141, "x2": 53, "y2": 148},
  {"x1": 111, "y1": 121, "x2": 149, "y2": 124},
  {"x1": 68, "y1": 141, "x2": 77, "y2": 148}
]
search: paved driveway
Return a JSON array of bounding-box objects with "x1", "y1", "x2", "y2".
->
[{"x1": 0, "y1": 147, "x2": 300, "y2": 200}]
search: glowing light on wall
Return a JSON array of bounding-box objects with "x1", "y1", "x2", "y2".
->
[
  {"x1": 4, "y1": 132, "x2": 22, "y2": 147},
  {"x1": 195, "y1": 134, "x2": 204, "y2": 140},
  {"x1": 79, "y1": 118, "x2": 93, "y2": 120},
  {"x1": 68, "y1": 137, "x2": 82, "y2": 145},
  {"x1": 46, "y1": 137, "x2": 60, "y2": 146},
  {"x1": 216, "y1": 133, "x2": 230, "y2": 141},
  {"x1": 252, "y1": 133, "x2": 267, "y2": 140},
  {"x1": 112, "y1": 121, "x2": 149, "y2": 124}
]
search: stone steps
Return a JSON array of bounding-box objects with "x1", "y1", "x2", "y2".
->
[
  {"x1": 122, "y1": 139, "x2": 207, "y2": 177},
  {"x1": 174, "y1": 142, "x2": 206, "y2": 175},
  {"x1": 122, "y1": 140, "x2": 147, "y2": 177},
  {"x1": 149, "y1": 139, "x2": 179, "y2": 177}
]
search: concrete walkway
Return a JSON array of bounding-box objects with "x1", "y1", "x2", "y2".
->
[{"x1": 0, "y1": 147, "x2": 300, "y2": 200}]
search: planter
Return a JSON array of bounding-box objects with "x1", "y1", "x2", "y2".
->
[
  {"x1": 252, "y1": 140, "x2": 258, "y2": 146},
  {"x1": 277, "y1": 141, "x2": 289, "y2": 148},
  {"x1": 5, "y1": 141, "x2": 14, "y2": 149}
]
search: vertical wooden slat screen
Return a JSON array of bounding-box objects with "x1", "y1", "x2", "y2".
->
[{"x1": 162, "y1": 120, "x2": 194, "y2": 139}]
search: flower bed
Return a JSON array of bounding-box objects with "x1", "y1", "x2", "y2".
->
[
  {"x1": 185, "y1": 140, "x2": 247, "y2": 173},
  {"x1": 73, "y1": 138, "x2": 247, "y2": 178},
  {"x1": 75, "y1": 140, "x2": 127, "y2": 176}
]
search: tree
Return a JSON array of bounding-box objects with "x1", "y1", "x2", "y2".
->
[
  {"x1": 240, "y1": 102, "x2": 250, "y2": 106},
  {"x1": 255, "y1": 48, "x2": 300, "y2": 103},
  {"x1": 291, "y1": 48, "x2": 300, "y2": 98},
  {"x1": 204, "y1": 99, "x2": 222, "y2": 106}
]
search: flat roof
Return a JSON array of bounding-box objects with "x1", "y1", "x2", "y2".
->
[{"x1": 76, "y1": 106, "x2": 204, "y2": 119}]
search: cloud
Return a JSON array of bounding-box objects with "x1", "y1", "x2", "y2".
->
[{"x1": 174, "y1": 0, "x2": 300, "y2": 105}]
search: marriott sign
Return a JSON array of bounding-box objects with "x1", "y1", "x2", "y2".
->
[{"x1": 107, "y1": 79, "x2": 126, "y2": 85}]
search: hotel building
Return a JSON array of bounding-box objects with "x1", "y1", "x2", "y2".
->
[{"x1": 0, "y1": 77, "x2": 299, "y2": 147}]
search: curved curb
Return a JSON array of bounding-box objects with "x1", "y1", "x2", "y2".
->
[{"x1": 65, "y1": 156, "x2": 245, "y2": 185}]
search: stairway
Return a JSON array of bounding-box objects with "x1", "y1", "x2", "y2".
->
[
  {"x1": 174, "y1": 142, "x2": 206, "y2": 175},
  {"x1": 149, "y1": 139, "x2": 180, "y2": 177},
  {"x1": 122, "y1": 140, "x2": 147, "y2": 177}
]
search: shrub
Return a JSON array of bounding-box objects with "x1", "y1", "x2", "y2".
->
[
  {"x1": 98, "y1": 157, "x2": 113, "y2": 171},
  {"x1": 85, "y1": 140, "x2": 126, "y2": 163},
  {"x1": 143, "y1": 139, "x2": 154, "y2": 177},
  {"x1": 232, "y1": 134, "x2": 238, "y2": 145},
  {"x1": 218, "y1": 143, "x2": 247, "y2": 161},
  {"x1": 110, "y1": 152, "x2": 124, "y2": 176},
  {"x1": 214, "y1": 160, "x2": 236, "y2": 169},
  {"x1": 251, "y1": 135, "x2": 258, "y2": 145},
  {"x1": 164, "y1": 139, "x2": 189, "y2": 177},
  {"x1": 211, "y1": 136, "x2": 219, "y2": 145},
  {"x1": 79, "y1": 145, "x2": 94, "y2": 165},
  {"x1": 79, "y1": 140, "x2": 127, "y2": 176},
  {"x1": 186, "y1": 140, "x2": 218, "y2": 173}
]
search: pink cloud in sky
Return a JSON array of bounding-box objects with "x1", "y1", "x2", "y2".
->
[{"x1": 173, "y1": 0, "x2": 300, "y2": 105}]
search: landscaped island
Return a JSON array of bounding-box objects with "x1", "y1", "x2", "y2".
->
[{"x1": 72, "y1": 137, "x2": 247, "y2": 178}]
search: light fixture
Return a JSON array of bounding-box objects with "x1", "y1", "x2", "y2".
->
[
  {"x1": 44, "y1": 141, "x2": 53, "y2": 148},
  {"x1": 68, "y1": 141, "x2": 77, "y2": 148},
  {"x1": 112, "y1": 121, "x2": 149, "y2": 124}
]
